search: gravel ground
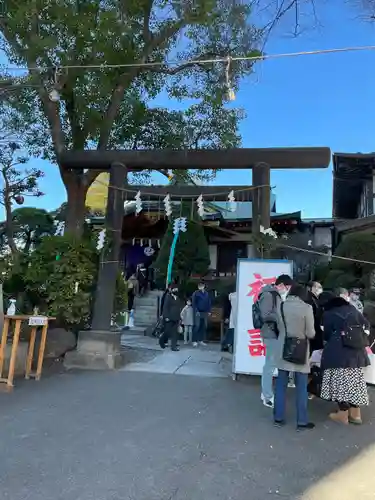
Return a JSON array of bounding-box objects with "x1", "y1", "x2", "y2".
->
[{"x1": 1, "y1": 369, "x2": 375, "y2": 500}]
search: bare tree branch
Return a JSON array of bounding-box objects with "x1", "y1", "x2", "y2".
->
[{"x1": 259, "y1": 0, "x2": 319, "y2": 46}]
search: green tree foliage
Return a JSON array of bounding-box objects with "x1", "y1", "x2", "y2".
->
[
  {"x1": 2, "y1": 235, "x2": 128, "y2": 329},
  {"x1": 322, "y1": 234, "x2": 375, "y2": 289},
  {"x1": 0, "y1": 139, "x2": 44, "y2": 254},
  {"x1": 3, "y1": 207, "x2": 55, "y2": 253},
  {"x1": 323, "y1": 269, "x2": 361, "y2": 290},
  {"x1": 0, "y1": 0, "x2": 266, "y2": 235},
  {"x1": 154, "y1": 206, "x2": 210, "y2": 286},
  {"x1": 22, "y1": 236, "x2": 97, "y2": 327}
]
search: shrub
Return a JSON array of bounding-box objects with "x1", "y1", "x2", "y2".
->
[{"x1": 9, "y1": 235, "x2": 129, "y2": 331}]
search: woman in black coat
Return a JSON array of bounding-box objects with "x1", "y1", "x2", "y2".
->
[{"x1": 320, "y1": 292, "x2": 370, "y2": 425}]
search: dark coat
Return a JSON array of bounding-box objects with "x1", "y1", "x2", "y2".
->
[
  {"x1": 321, "y1": 297, "x2": 370, "y2": 370},
  {"x1": 192, "y1": 290, "x2": 212, "y2": 313},
  {"x1": 162, "y1": 294, "x2": 183, "y2": 322},
  {"x1": 222, "y1": 294, "x2": 231, "y2": 321},
  {"x1": 363, "y1": 300, "x2": 375, "y2": 353},
  {"x1": 306, "y1": 291, "x2": 324, "y2": 351}
]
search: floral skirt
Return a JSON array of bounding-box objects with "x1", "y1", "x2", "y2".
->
[{"x1": 320, "y1": 367, "x2": 369, "y2": 406}]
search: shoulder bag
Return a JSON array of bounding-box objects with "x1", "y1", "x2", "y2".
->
[
  {"x1": 280, "y1": 302, "x2": 308, "y2": 365},
  {"x1": 335, "y1": 311, "x2": 368, "y2": 350}
]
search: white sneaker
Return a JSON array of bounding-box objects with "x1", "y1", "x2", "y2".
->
[
  {"x1": 261, "y1": 394, "x2": 274, "y2": 408},
  {"x1": 288, "y1": 381, "x2": 296, "y2": 388},
  {"x1": 193, "y1": 342, "x2": 198, "y2": 347},
  {"x1": 184, "y1": 341, "x2": 188, "y2": 345},
  {"x1": 199, "y1": 341, "x2": 207, "y2": 346}
]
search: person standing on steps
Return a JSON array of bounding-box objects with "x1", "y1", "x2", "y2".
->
[
  {"x1": 136, "y1": 263, "x2": 148, "y2": 296},
  {"x1": 159, "y1": 284, "x2": 183, "y2": 352},
  {"x1": 126, "y1": 273, "x2": 138, "y2": 312},
  {"x1": 192, "y1": 281, "x2": 212, "y2": 347},
  {"x1": 258, "y1": 274, "x2": 293, "y2": 408}
]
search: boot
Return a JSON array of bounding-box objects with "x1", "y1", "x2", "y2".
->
[
  {"x1": 348, "y1": 407, "x2": 362, "y2": 425},
  {"x1": 329, "y1": 410, "x2": 349, "y2": 425}
]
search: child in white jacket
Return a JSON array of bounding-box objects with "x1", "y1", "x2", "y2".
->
[{"x1": 181, "y1": 298, "x2": 194, "y2": 344}]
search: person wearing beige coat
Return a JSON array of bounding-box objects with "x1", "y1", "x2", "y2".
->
[{"x1": 273, "y1": 284, "x2": 316, "y2": 430}]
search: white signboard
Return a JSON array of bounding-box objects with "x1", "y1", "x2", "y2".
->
[
  {"x1": 233, "y1": 259, "x2": 293, "y2": 376},
  {"x1": 28, "y1": 316, "x2": 48, "y2": 326}
]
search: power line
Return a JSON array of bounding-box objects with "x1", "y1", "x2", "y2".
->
[
  {"x1": 277, "y1": 242, "x2": 375, "y2": 266},
  {"x1": 1, "y1": 44, "x2": 375, "y2": 73}
]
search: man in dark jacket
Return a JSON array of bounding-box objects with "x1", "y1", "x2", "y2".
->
[
  {"x1": 159, "y1": 284, "x2": 183, "y2": 351},
  {"x1": 192, "y1": 281, "x2": 212, "y2": 347},
  {"x1": 307, "y1": 281, "x2": 324, "y2": 352}
]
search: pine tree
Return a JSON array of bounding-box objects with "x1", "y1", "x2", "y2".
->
[{"x1": 155, "y1": 205, "x2": 210, "y2": 286}]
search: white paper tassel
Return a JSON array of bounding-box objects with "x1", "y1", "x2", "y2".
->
[
  {"x1": 196, "y1": 194, "x2": 205, "y2": 217},
  {"x1": 163, "y1": 194, "x2": 172, "y2": 217},
  {"x1": 260, "y1": 225, "x2": 277, "y2": 239},
  {"x1": 97, "y1": 229, "x2": 106, "y2": 250},
  {"x1": 135, "y1": 191, "x2": 143, "y2": 214},
  {"x1": 54, "y1": 221, "x2": 65, "y2": 236},
  {"x1": 228, "y1": 190, "x2": 236, "y2": 212}
]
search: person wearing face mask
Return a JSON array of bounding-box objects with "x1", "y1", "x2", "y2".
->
[
  {"x1": 306, "y1": 281, "x2": 324, "y2": 352},
  {"x1": 258, "y1": 274, "x2": 293, "y2": 408},
  {"x1": 349, "y1": 289, "x2": 364, "y2": 314},
  {"x1": 192, "y1": 281, "x2": 212, "y2": 347},
  {"x1": 159, "y1": 284, "x2": 183, "y2": 352}
]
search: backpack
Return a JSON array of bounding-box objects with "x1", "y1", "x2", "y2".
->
[
  {"x1": 336, "y1": 310, "x2": 369, "y2": 350},
  {"x1": 252, "y1": 290, "x2": 279, "y2": 330}
]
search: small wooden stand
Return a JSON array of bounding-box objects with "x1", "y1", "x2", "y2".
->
[{"x1": 0, "y1": 315, "x2": 55, "y2": 391}]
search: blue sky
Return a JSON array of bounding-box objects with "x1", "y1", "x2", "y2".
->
[{"x1": 7, "y1": 1, "x2": 375, "y2": 219}]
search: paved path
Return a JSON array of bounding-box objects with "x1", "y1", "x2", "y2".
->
[
  {"x1": 1, "y1": 368, "x2": 375, "y2": 500},
  {"x1": 121, "y1": 333, "x2": 230, "y2": 377}
]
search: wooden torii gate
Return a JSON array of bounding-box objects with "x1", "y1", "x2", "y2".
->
[{"x1": 61, "y1": 147, "x2": 330, "y2": 370}]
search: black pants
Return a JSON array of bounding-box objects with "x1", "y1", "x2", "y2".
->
[
  {"x1": 221, "y1": 327, "x2": 234, "y2": 348},
  {"x1": 160, "y1": 321, "x2": 178, "y2": 350},
  {"x1": 338, "y1": 402, "x2": 359, "y2": 411},
  {"x1": 128, "y1": 291, "x2": 135, "y2": 311}
]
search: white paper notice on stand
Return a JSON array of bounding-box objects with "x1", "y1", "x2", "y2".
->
[
  {"x1": 233, "y1": 259, "x2": 293, "y2": 376},
  {"x1": 28, "y1": 316, "x2": 48, "y2": 326}
]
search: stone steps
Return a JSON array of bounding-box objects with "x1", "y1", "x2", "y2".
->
[{"x1": 133, "y1": 291, "x2": 161, "y2": 330}]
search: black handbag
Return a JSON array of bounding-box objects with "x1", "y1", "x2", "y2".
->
[
  {"x1": 152, "y1": 318, "x2": 164, "y2": 338},
  {"x1": 280, "y1": 303, "x2": 308, "y2": 365}
]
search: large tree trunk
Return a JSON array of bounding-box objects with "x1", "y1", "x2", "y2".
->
[
  {"x1": 64, "y1": 173, "x2": 89, "y2": 237},
  {"x1": 4, "y1": 198, "x2": 17, "y2": 255}
]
